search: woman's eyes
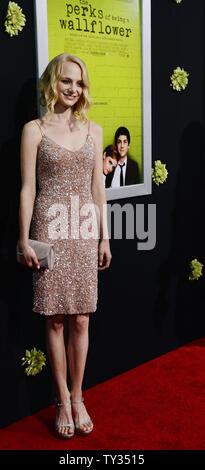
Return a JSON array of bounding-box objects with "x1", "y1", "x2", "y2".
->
[{"x1": 61, "y1": 79, "x2": 84, "y2": 87}]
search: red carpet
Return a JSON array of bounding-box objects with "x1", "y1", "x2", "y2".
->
[{"x1": 1, "y1": 338, "x2": 205, "y2": 450}]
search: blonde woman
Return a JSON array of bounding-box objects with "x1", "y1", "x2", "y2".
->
[{"x1": 18, "y1": 53, "x2": 112, "y2": 439}]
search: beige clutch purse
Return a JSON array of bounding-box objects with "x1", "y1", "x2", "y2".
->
[{"x1": 16, "y1": 239, "x2": 55, "y2": 270}]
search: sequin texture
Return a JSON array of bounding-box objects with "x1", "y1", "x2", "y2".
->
[{"x1": 30, "y1": 122, "x2": 99, "y2": 316}]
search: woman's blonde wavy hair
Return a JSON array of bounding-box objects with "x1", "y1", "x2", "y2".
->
[{"x1": 39, "y1": 53, "x2": 92, "y2": 124}]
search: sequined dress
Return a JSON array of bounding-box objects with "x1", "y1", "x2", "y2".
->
[{"x1": 30, "y1": 119, "x2": 99, "y2": 316}]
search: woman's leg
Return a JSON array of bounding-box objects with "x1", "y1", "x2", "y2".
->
[
  {"x1": 45, "y1": 314, "x2": 74, "y2": 436},
  {"x1": 67, "y1": 313, "x2": 92, "y2": 432}
]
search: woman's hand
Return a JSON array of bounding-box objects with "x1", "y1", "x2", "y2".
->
[
  {"x1": 18, "y1": 245, "x2": 40, "y2": 271},
  {"x1": 98, "y1": 239, "x2": 112, "y2": 270}
]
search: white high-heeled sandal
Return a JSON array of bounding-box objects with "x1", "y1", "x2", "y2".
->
[
  {"x1": 55, "y1": 400, "x2": 75, "y2": 439},
  {"x1": 71, "y1": 396, "x2": 94, "y2": 436}
]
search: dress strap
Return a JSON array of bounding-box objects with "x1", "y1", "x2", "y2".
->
[
  {"x1": 87, "y1": 119, "x2": 90, "y2": 135},
  {"x1": 35, "y1": 119, "x2": 45, "y2": 136}
]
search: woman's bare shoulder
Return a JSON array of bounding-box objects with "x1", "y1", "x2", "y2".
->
[
  {"x1": 22, "y1": 119, "x2": 42, "y2": 142},
  {"x1": 23, "y1": 119, "x2": 39, "y2": 131},
  {"x1": 89, "y1": 120, "x2": 103, "y2": 133}
]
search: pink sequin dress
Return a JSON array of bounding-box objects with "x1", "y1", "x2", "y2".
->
[{"x1": 30, "y1": 118, "x2": 99, "y2": 316}]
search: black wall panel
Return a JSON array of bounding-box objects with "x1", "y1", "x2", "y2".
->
[{"x1": 1, "y1": 0, "x2": 205, "y2": 428}]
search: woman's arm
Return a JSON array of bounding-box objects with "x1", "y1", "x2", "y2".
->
[
  {"x1": 18, "y1": 121, "x2": 41, "y2": 269},
  {"x1": 91, "y1": 122, "x2": 112, "y2": 270}
]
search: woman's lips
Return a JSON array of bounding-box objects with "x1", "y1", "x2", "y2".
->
[{"x1": 63, "y1": 94, "x2": 76, "y2": 100}]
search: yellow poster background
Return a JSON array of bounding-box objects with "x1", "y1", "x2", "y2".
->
[{"x1": 47, "y1": 0, "x2": 142, "y2": 180}]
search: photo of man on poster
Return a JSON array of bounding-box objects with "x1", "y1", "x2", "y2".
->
[
  {"x1": 102, "y1": 145, "x2": 118, "y2": 187},
  {"x1": 105, "y1": 127, "x2": 140, "y2": 188}
]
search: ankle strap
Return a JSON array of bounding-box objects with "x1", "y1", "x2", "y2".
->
[
  {"x1": 55, "y1": 399, "x2": 71, "y2": 407},
  {"x1": 71, "y1": 396, "x2": 84, "y2": 404}
]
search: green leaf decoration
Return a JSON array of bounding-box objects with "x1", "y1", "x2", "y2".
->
[
  {"x1": 189, "y1": 259, "x2": 203, "y2": 281},
  {"x1": 5, "y1": 1, "x2": 26, "y2": 37},
  {"x1": 21, "y1": 347, "x2": 46, "y2": 376},
  {"x1": 152, "y1": 160, "x2": 168, "y2": 186},
  {"x1": 170, "y1": 67, "x2": 189, "y2": 91}
]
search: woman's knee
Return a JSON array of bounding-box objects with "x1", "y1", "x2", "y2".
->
[
  {"x1": 69, "y1": 313, "x2": 89, "y2": 334},
  {"x1": 46, "y1": 314, "x2": 65, "y2": 333}
]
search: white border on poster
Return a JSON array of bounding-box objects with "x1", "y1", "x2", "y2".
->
[{"x1": 34, "y1": 0, "x2": 152, "y2": 200}]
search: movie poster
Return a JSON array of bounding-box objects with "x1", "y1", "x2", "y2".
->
[{"x1": 46, "y1": 0, "x2": 143, "y2": 197}]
